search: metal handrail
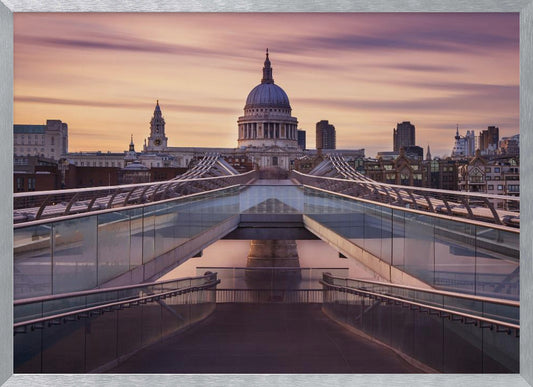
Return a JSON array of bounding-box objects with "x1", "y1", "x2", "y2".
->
[
  {"x1": 322, "y1": 274, "x2": 519, "y2": 307},
  {"x1": 197, "y1": 266, "x2": 349, "y2": 270},
  {"x1": 292, "y1": 170, "x2": 519, "y2": 202},
  {"x1": 301, "y1": 184, "x2": 520, "y2": 233},
  {"x1": 14, "y1": 279, "x2": 220, "y2": 331},
  {"x1": 14, "y1": 273, "x2": 217, "y2": 306},
  {"x1": 14, "y1": 183, "x2": 242, "y2": 229},
  {"x1": 293, "y1": 169, "x2": 519, "y2": 227},
  {"x1": 14, "y1": 162, "x2": 256, "y2": 223},
  {"x1": 320, "y1": 280, "x2": 519, "y2": 334},
  {"x1": 14, "y1": 169, "x2": 256, "y2": 200}
]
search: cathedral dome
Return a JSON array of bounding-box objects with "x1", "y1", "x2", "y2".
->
[
  {"x1": 237, "y1": 49, "x2": 299, "y2": 155},
  {"x1": 245, "y1": 83, "x2": 290, "y2": 109},
  {"x1": 244, "y1": 49, "x2": 291, "y2": 110}
]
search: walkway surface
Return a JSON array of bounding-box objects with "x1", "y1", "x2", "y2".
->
[{"x1": 109, "y1": 304, "x2": 421, "y2": 373}]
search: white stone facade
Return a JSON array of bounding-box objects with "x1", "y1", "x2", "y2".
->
[
  {"x1": 14, "y1": 120, "x2": 68, "y2": 161},
  {"x1": 237, "y1": 50, "x2": 299, "y2": 153}
]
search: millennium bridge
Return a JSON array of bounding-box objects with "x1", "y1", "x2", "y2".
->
[{"x1": 13, "y1": 153, "x2": 519, "y2": 374}]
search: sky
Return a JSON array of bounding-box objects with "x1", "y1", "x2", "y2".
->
[{"x1": 14, "y1": 13, "x2": 519, "y2": 158}]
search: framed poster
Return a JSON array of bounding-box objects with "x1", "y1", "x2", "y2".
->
[{"x1": 1, "y1": 1, "x2": 532, "y2": 386}]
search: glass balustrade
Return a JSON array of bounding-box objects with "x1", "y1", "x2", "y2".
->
[
  {"x1": 321, "y1": 275, "x2": 519, "y2": 373},
  {"x1": 14, "y1": 274, "x2": 218, "y2": 373},
  {"x1": 14, "y1": 183, "x2": 519, "y2": 301}
]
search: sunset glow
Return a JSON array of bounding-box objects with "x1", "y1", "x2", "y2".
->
[{"x1": 14, "y1": 13, "x2": 519, "y2": 157}]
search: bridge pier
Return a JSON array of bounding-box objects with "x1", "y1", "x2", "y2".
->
[{"x1": 245, "y1": 239, "x2": 301, "y2": 287}]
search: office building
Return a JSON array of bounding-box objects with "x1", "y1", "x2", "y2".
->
[
  {"x1": 393, "y1": 121, "x2": 415, "y2": 152},
  {"x1": 14, "y1": 120, "x2": 68, "y2": 161},
  {"x1": 316, "y1": 120, "x2": 336, "y2": 150},
  {"x1": 297, "y1": 129, "x2": 306, "y2": 150}
]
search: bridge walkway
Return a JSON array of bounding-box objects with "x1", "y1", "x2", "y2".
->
[{"x1": 108, "y1": 303, "x2": 421, "y2": 373}]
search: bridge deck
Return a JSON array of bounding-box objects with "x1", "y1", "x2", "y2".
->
[{"x1": 108, "y1": 303, "x2": 421, "y2": 373}]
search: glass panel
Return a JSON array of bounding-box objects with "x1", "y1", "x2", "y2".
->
[
  {"x1": 129, "y1": 207, "x2": 144, "y2": 268},
  {"x1": 391, "y1": 209, "x2": 405, "y2": 267},
  {"x1": 402, "y1": 212, "x2": 435, "y2": 285},
  {"x1": 86, "y1": 290, "x2": 120, "y2": 309},
  {"x1": 371, "y1": 299, "x2": 392, "y2": 346},
  {"x1": 14, "y1": 225, "x2": 53, "y2": 299},
  {"x1": 364, "y1": 203, "x2": 382, "y2": 258},
  {"x1": 475, "y1": 225, "x2": 519, "y2": 300},
  {"x1": 413, "y1": 312, "x2": 443, "y2": 370},
  {"x1": 161, "y1": 202, "x2": 183, "y2": 257},
  {"x1": 85, "y1": 311, "x2": 118, "y2": 371},
  {"x1": 442, "y1": 318, "x2": 482, "y2": 372},
  {"x1": 53, "y1": 216, "x2": 97, "y2": 294},
  {"x1": 117, "y1": 307, "x2": 143, "y2": 358},
  {"x1": 98, "y1": 211, "x2": 131, "y2": 285},
  {"x1": 140, "y1": 302, "x2": 162, "y2": 347},
  {"x1": 14, "y1": 302, "x2": 43, "y2": 323},
  {"x1": 389, "y1": 305, "x2": 415, "y2": 359},
  {"x1": 14, "y1": 329, "x2": 42, "y2": 372},
  {"x1": 482, "y1": 328, "x2": 519, "y2": 372},
  {"x1": 41, "y1": 319, "x2": 86, "y2": 372},
  {"x1": 142, "y1": 208, "x2": 155, "y2": 263},
  {"x1": 42, "y1": 295, "x2": 87, "y2": 317},
  {"x1": 380, "y1": 207, "x2": 393, "y2": 264},
  {"x1": 433, "y1": 218, "x2": 476, "y2": 295}
]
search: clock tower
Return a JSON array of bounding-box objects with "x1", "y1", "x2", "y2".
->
[{"x1": 145, "y1": 100, "x2": 168, "y2": 152}]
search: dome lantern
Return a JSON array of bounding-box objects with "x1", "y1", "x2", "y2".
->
[{"x1": 261, "y1": 48, "x2": 274, "y2": 84}]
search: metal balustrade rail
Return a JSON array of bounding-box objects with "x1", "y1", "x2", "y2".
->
[
  {"x1": 292, "y1": 168, "x2": 520, "y2": 227},
  {"x1": 14, "y1": 272, "x2": 219, "y2": 324},
  {"x1": 14, "y1": 278, "x2": 220, "y2": 334},
  {"x1": 215, "y1": 289, "x2": 323, "y2": 303},
  {"x1": 321, "y1": 281, "x2": 519, "y2": 334},
  {"x1": 14, "y1": 273, "x2": 220, "y2": 373},
  {"x1": 14, "y1": 154, "x2": 256, "y2": 224},
  {"x1": 320, "y1": 273, "x2": 519, "y2": 372},
  {"x1": 321, "y1": 273, "x2": 519, "y2": 326}
]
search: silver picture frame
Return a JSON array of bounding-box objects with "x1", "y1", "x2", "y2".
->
[{"x1": 1, "y1": 1, "x2": 532, "y2": 386}]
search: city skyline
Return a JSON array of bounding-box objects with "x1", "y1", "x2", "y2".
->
[{"x1": 14, "y1": 13, "x2": 519, "y2": 157}]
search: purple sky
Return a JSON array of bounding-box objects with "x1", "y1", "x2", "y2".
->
[{"x1": 14, "y1": 13, "x2": 519, "y2": 157}]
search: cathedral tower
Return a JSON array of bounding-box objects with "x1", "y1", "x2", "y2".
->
[{"x1": 145, "y1": 100, "x2": 168, "y2": 152}]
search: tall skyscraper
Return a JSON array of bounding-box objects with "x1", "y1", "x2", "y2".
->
[
  {"x1": 297, "y1": 129, "x2": 306, "y2": 150},
  {"x1": 393, "y1": 121, "x2": 415, "y2": 152},
  {"x1": 316, "y1": 120, "x2": 336, "y2": 150},
  {"x1": 479, "y1": 126, "x2": 499, "y2": 153}
]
